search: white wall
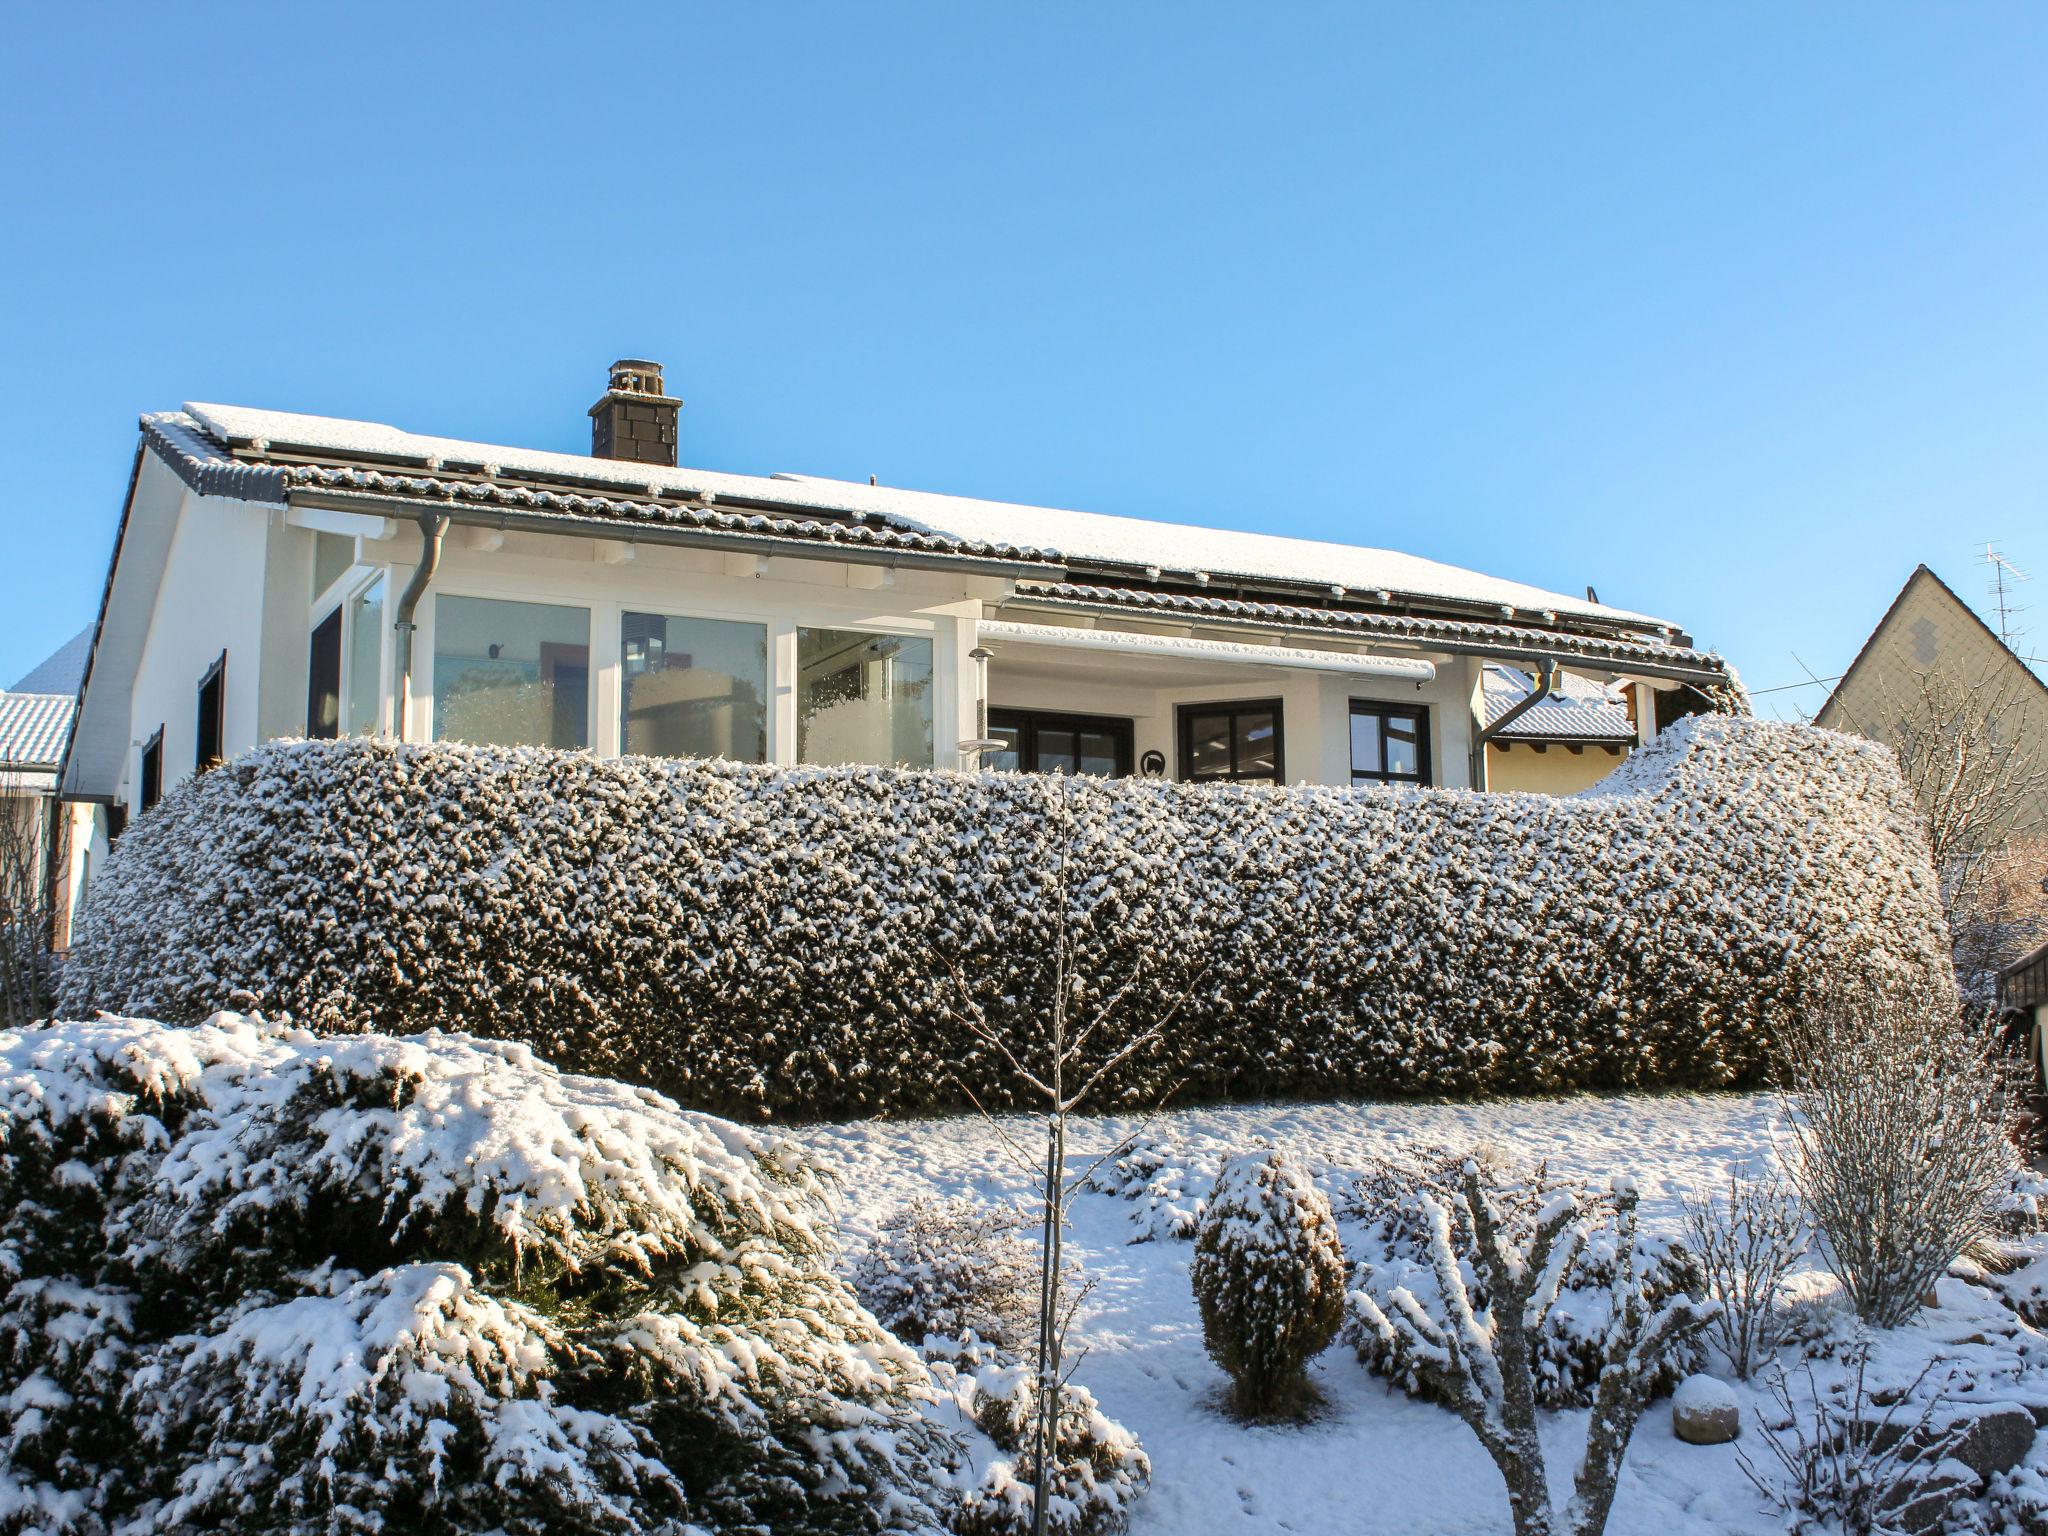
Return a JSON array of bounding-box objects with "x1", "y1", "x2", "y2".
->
[
  {"x1": 992, "y1": 650, "x2": 1482, "y2": 788},
  {"x1": 128, "y1": 491, "x2": 1667, "y2": 800},
  {"x1": 124, "y1": 491, "x2": 277, "y2": 808}
]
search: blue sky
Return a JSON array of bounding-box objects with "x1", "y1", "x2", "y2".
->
[{"x1": 2, "y1": 4, "x2": 2044, "y2": 712}]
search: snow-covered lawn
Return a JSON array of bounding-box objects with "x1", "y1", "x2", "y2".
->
[{"x1": 808, "y1": 1092, "x2": 2021, "y2": 1536}]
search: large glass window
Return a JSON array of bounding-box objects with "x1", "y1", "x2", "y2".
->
[
  {"x1": 987, "y1": 709, "x2": 1132, "y2": 777},
  {"x1": 797, "y1": 628, "x2": 934, "y2": 768},
  {"x1": 433, "y1": 595, "x2": 591, "y2": 749},
  {"x1": 621, "y1": 611, "x2": 768, "y2": 762},
  {"x1": 346, "y1": 577, "x2": 385, "y2": 737},
  {"x1": 1350, "y1": 701, "x2": 1430, "y2": 786},
  {"x1": 1178, "y1": 700, "x2": 1283, "y2": 784}
]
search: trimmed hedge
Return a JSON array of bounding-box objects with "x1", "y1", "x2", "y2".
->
[{"x1": 61, "y1": 716, "x2": 1951, "y2": 1120}]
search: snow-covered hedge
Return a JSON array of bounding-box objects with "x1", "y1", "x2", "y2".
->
[
  {"x1": 62, "y1": 715, "x2": 1951, "y2": 1119},
  {"x1": 0, "y1": 1014, "x2": 962, "y2": 1536}
]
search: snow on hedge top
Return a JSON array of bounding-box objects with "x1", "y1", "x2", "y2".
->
[
  {"x1": 182, "y1": 400, "x2": 1662, "y2": 625},
  {"x1": 0, "y1": 1013, "x2": 831, "y2": 1276}
]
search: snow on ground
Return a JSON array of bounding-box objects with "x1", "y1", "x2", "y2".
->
[{"x1": 809, "y1": 1092, "x2": 1798, "y2": 1536}]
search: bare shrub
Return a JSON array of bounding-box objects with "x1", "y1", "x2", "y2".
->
[
  {"x1": 1739, "y1": 1346, "x2": 1963, "y2": 1535},
  {"x1": 1678, "y1": 1166, "x2": 1807, "y2": 1380},
  {"x1": 1350, "y1": 1164, "x2": 1714, "y2": 1536},
  {"x1": 0, "y1": 800, "x2": 57, "y2": 1029},
  {"x1": 1778, "y1": 985, "x2": 2022, "y2": 1329},
  {"x1": 1190, "y1": 1146, "x2": 1347, "y2": 1420},
  {"x1": 852, "y1": 1196, "x2": 1040, "y2": 1353}
]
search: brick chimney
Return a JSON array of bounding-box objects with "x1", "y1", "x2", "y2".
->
[{"x1": 588, "y1": 358, "x2": 680, "y2": 466}]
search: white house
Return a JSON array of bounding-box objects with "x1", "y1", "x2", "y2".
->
[{"x1": 60, "y1": 361, "x2": 1737, "y2": 816}]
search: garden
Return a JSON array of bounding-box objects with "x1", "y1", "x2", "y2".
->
[{"x1": 6, "y1": 713, "x2": 2043, "y2": 1536}]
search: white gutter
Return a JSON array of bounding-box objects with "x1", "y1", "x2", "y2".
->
[{"x1": 975, "y1": 619, "x2": 1436, "y2": 682}]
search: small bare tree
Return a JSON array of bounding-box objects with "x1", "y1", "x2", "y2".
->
[
  {"x1": 1777, "y1": 983, "x2": 2021, "y2": 1329},
  {"x1": 0, "y1": 796, "x2": 58, "y2": 1029},
  {"x1": 934, "y1": 777, "x2": 1267, "y2": 1536},
  {"x1": 1678, "y1": 1166, "x2": 1807, "y2": 1380},
  {"x1": 1834, "y1": 660, "x2": 2048, "y2": 998},
  {"x1": 1351, "y1": 1163, "x2": 1714, "y2": 1536}
]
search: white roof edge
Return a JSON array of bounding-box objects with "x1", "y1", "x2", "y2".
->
[{"x1": 180, "y1": 400, "x2": 1676, "y2": 631}]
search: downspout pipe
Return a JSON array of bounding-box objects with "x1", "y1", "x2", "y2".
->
[
  {"x1": 1471, "y1": 657, "x2": 1560, "y2": 790},
  {"x1": 392, "y1": 511, "x2": 449, "y2": 741}
]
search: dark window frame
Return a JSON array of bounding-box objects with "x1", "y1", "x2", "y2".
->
[
  {"x1": 988, "y1": 708, "x2": 1135, "y2": 777},
  {"x1": 307, "y1": 605, "x2": 343, "y2": 740},
  {"x1": 1349, "y1": 699, "x2": 1432, "y2": 786},
  {"x1": 139, "y1": 728, "x2": 164, "y2": 813},
  {"x1": 1176, "y1": 698, "x2": 1285, "y2": 784},
  {"x1": 195, "y1": 650, "x2": 226, "y2": 771}
]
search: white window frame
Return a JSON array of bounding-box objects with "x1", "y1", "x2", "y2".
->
[
  {"x1": 614, "y1": 605, "x2": 773, "y2": 764},
  {"x1": 793, "y1": 620, "x2": 942, "y2": 770}
]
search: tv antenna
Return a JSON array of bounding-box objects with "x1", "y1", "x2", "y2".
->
[{"x1": 1983, "y1": 542, "x2": 2030, "y2": 648}]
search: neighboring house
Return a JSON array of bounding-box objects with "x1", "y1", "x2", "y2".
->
[
  {"x1": 61, "y1": 361, "x2": 1737, "y2": 817},
  {"x1": 2, "y1": 629, "x2": 106, "y2": 949},
  {"x1": 1481, "y1": 664, "x2": 1641, "y2": 795},
  {"x1": 1816, "y1": 563, "x2": 2048, "y2": 832}
]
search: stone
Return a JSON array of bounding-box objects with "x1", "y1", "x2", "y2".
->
[
  {"x1": 1671, "y1": 1373, "x2": 1741, "y2": 1446},
  {"x1": 1941, "y1": 1403, "x2": 2037, "y2": 1483},
  {"x1": 1879, "y1": 1458, "x2": 1980, "y2": 1536}
]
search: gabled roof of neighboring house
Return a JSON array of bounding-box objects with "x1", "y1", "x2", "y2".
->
[
  {"x1": 1481, "y1": 664, "x2": 1633, "y2": 741},
  {"x1": 148, "y1": 400, "x2": 1720, "y2": 663},
  {"x1": 1818, "y1": 564, "x2": 2048, "y2": 730},
  {"x1": 0, "y1": 694, "x2": 74, "y2": 772},
  {"x1": 10, "y1": 626, "x2": 91, "y2": 696}
]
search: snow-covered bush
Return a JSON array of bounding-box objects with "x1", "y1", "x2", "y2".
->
[
  {"x1": 1344, "y1": 1145, "x2": 1704, "y2": 1409},
  {"x1": 0, "y1": 1013, "x2": 959, "y2": 1536},
  {"x1": 1350, "y1": 1164, "x2": 1714, "y2": 1536},
  {"x1": 1190, "y1": 1147, "x2": 1347, "y2": 1419},
  {"x1": 939, "y1": 1346, "x2": 1150, "y2": 1536},
  {"x1": 1779, "y1": 983, "x2": 2024, "y2": 1329},
  {"x1": 1678, "y1": 1165, "x2": 1807, "y2": 1380},
  {"x1": 1083, "y1": 1135, "x2": 1211, "y2": 1243},
  {"x1": 854, "y1": 1196, "x2": 1040, "y2": 1354},
  {"x1": 61, "y1": 715, "x2": 1952, "y2": 1120}
]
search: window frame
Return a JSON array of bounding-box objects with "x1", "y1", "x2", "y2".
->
[
  {"x1": 794, "y1": 623, "x2": 938, "y2": 769},
  {"x1": 618, "y1": 607, "x2": 771, "y2": 764},
  {"x1": 427, "y1": 589, "x2": 596, "y2": 751},
  {"x1": 1348, "y1": 699, "x2": 1432, "y2": 787},
  {"x1": 987, "y1": 708, "x2": 1135, "y2": 777},
  {"x1": 139, "y1": 728, "x2": 164, "y2": 813},
  {"x1": 1176, "y1": 698, "x2": 1286, "y2": 784},
  {"x1": 195, "y1": 650, "x2": 226, "y2": 771}
]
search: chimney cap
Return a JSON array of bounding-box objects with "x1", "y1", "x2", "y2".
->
[{"x1": 605, "y1": 358, "x2": 668, "y2": 396}]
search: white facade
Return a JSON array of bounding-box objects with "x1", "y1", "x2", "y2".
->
[{"x1": 107, "y1": 494, "x2": 1494, "y2": 802}]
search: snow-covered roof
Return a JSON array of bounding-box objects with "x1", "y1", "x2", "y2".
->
[
  {"x1": 0, "y1": 693, "x2": 75, "y2": 770},
  {"x1": 11, "y1": 627, "x2": 91, "y2": 696},
  {"x1": 1482, "y1": 664, "x2": 1634, "y2": 741},
  {"x1": 178, "y1": 401, "x2": 1672, "y2": 633}
]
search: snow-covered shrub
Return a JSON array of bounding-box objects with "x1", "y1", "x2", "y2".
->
[
  {"x1": 1678, "y1": 1165, "x2": 1808, "y2": 1380},
  {"x1": 1190, "y1": 1147, "x2": 1347, "y2": 1419},
  {"x1": 942, "y1": 1350, "x2": 1150, "y2": 1536},
  {"x1": 0, "y1": 1013, "x2": 959, "y2": 1536},
  {"x1": 1343, "y1": 1145, "x2": 1704, "y2": 1409},
  {"x1": 62, "y1": 715, "x2": 1952, "y2": 1120},
  {"x1": 1779, "y1": 983, "x2": 2024, "y2": 1329},
  {"x1": 1083, "y1": 1135, "x2": 1210, "y2": 1243},
  {"x1": 1350, "y1": 1165, "x2": 1714, "y2": 1536},
  {"x1": 853, "y1": 1196, "x2": 1040, "y2": 1354}
]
